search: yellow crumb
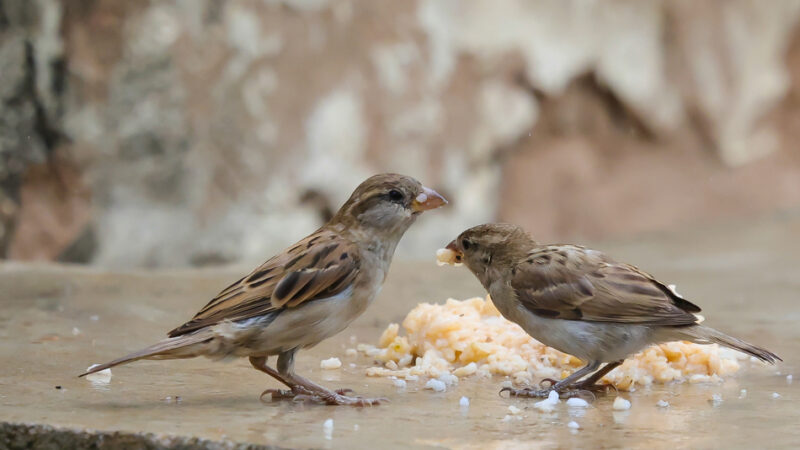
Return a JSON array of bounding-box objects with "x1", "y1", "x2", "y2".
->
[{"x1": 358, "y1": 296, "x2": 744, "y2": 390}]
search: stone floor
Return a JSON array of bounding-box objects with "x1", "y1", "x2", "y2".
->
[{"x1": 1, "y1": 214, "x2": 799, "y2": 449}]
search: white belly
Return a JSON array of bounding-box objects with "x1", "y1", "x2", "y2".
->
[{"x1": 490, "y1": 284, "x2": 655, "y2": 363}]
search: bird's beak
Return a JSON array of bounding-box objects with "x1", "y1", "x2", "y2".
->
[
  {"x1": 445, "y1": 240, "x2": 464, "y2": 264},
  {"x1": 411, "y1": 186, "x2": 447, "y2": 212}
]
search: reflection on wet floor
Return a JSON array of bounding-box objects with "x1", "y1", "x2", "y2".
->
[{"x1": 1, "y1": 216, "x2": 799, "y2": 448}]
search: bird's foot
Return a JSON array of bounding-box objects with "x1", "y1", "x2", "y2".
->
[
  {"x1": 499, "y1": 386, "x2": 552, "y2": 398},
  {"x1": 260, "y1": 385, "x2": 352, "y2": 401},
  {"x1": 318, "y1": 392, "x2": 388, "y2": 406}
]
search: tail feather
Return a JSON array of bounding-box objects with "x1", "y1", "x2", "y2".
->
[
  {"x1": 78, "y1": 331, "x2": 212, "y2": 377},
  {"x1": 679, "y1": 325, "x2": 782, "y2": 364}
]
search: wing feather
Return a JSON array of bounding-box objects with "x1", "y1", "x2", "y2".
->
[
  {"x1": 167, "y1": 229, "x2": 359, "y2": 337},
  {"x1": 511, "y1": 245, "x2": 701, "y2": 325}
]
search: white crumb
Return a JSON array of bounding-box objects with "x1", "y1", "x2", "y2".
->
[
  {"x1": 501, "y1": 414, "x2": 513, "y2": 422},
  {"x1": 710, "y1": 393, "x2": 723, "y2": 405},
  {"x1": 771, "y1": 392, "x2": 781, "y2": 399},
  {"x1": 500, "y1": 380, "x2": 513, "y2": 389},
  {"x1": 71, "y1": 327, "x2": 81, "y2": 336},
  {"x1": 345, "y1": 348, "x2": 357, "y2": 357},
  {"x1": 508, "y1": 405, "x2": 522, "y2": 415},
  {"x1": 84, "y1": 364, "x2": 112, "y2": 382},
  {"x1": 566, "y1": 398, "x2": 589, "y2": 408},
  {"x1": 613, "y1": 397, "x2": 631, "y2": 410},
  {"x1": 459, "y1": 396, "x2": 470, "y2": 407},
  {"x1": 656, "y1": 400, "x2": 670, "y2": 408},
  {"x1": 567, "y1": 421, "x2": 580, "y2": 429},
  {"x1": 320, "y1": 357, "x2": 342, "y2": 370},
  {"x1": 547, "y1": 390, "x2": 560, "y2": 403},
  {"x1": 323, "y1": 418, "x2": 333, "y2": 440},
  {"x1": 391, "y1": 378, "x2": 407, "y2": 389},
  {"x1": 90, "y1": 315, "x2": 99, "y2": 321},
  {"x1": 438, "y1": 373, "x2": 459, "y2": 386},
  {"x1": 533, "y1": 391, "x2": 560, "y2": 412},
  {"x1": 787, "y1": 375, "x2": 793, "y2": 384},
  {"x1": 425, "y1": 379, "x2": 447, "y2": 392},
  {"x1": 739, "y1": 389, "x2": 747, "y2": 399},
  {"x1": 405, "y1": 375, "x2": 419, "y2": 382},
  {"x1": 349, "y1": 363, "x2": 356, "y2": 368},
  {"x1": 385, "y1": 360, "x2": 398, "y2": 370},
  {"x1": 353, "y1": 424, "x2": 359, "y2": 431}
]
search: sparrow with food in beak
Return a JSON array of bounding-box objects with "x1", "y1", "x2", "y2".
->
[
  {"x1": 441, "y1": 223, "x2": 780, "y2": 398},
  {"x1": 80, "y1": 174, "x2": 447, "y2": 406}
]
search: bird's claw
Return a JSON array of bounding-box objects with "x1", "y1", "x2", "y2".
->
[
  {"x1": 260, "y1": 386, "x2": 385, "y2": 406},
  {"x1": 499, "y1": 386, "x2": 552, "y2": 398},
  {"x1": 259, "y1": 385, "x2": 313, "y2": 402}
]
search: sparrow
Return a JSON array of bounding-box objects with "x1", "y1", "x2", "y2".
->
[
  {"x1": 443, "y1": 223, "x2": 780, "y2": 397},
  {"x1": 80, "y1": 173, "x2": 447, "y2": 406}
]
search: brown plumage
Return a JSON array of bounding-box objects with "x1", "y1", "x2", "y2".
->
[
  {"x1": 80, "y1": 173, "x2": 447, "y2": 406},
  {"x1": 445, "y1": 223, "x2": 780, "y2": 398}
]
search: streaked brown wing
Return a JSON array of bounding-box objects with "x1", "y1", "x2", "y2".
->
[
  {"x1": 510, "y1": 245, "x2": 701, "y2": 325},
  {"x1": 167, "y1": 229, "x2": 360, "y2": 337}
]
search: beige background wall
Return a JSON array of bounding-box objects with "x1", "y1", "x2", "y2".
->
[{"x1": 3, "y1": 0, "x2": 800, "y2": 267}]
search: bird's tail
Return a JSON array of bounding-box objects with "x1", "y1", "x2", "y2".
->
[
  {"x1": 78, "y1": 330, "x2": 213, "y2": 377},
  {"x1": 675, "y1": 325, "x2": 781, "y2": 364}
]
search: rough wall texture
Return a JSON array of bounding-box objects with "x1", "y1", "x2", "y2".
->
[{"x1": 2, "y1": 0, "x2": 800, "y2": 267}]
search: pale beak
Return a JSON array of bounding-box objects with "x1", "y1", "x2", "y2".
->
[{"x1": 411, "y1": 186, "x2": 447, "y2": 212}]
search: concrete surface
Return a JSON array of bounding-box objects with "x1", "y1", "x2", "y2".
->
[{"x1": 1, "y1": 214, "x2": 799, "y2": 449}]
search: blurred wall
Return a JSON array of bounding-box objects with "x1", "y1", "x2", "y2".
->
[{"x1": 2, "y1": 0, "x2": 800, "y2": 267}]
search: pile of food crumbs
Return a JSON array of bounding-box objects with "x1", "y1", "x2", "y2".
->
[{"x1": 357, "y1": 296, "x2": 746, "y2": 391}]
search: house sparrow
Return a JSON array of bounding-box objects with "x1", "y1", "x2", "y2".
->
[
  {"x1": 80, "y1": 173, "x2": 447, "y2": 406},
  {"x1": 442, "y1": 223, "x2": 780, "y2": 397}
]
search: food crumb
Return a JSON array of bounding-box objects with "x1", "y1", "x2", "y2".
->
[
  {"x1": 323, "y1": 418, "x2": 333, "y2": 440},
  {"x1": 391, "y1": 377, "x2": 407, "y2": 389},
  {"x1": 345, "y1": 348, "x2": 358, "y2": 357},
  {"x1": 508, "y1": 405, "x2": 522, "y2": 415},
  {"x1": 771, "y1": 392, "x2": 781, "y2": 399},
  {"x1": 405, "y1": 375, "x2": 419, "y2": 382},
  {"x1": 710, "y1": 394, "x2": 723, "y2": 406},
  {"x1": 84, "y1": 364, "x2": 112, "y2": 382},
  {"x1": 533, "y1": 391, "x2": 560, "y2": 413},
  {"x1": 385, "y1": 360, "x2": 398, "y2": 370},
  {"x1": 566, "y1": 398, "x2": 589, "y2": 408},
  {"x1": 787, "y1": 374, "x2": 793, "y2": 384},
  {"x1": 739, "y1": 389, "x2": 747, "y2": 399},
  {"x1": 459, "y1": 396, "x2": 470, "y2": 407},
  {"x1": 613, "y1": 397, "x2": 631, "y2": 410},
  {"x1": 567, "y1": 421, "x2": 580, "y2": 429},
  {"x1": 436, "y1": 248, "x2": 462, "y2": 266},
  {"x1": 320, "y1": 357, "x2": 342, "y2": 370},
  {"x1": 353, "y1": 424, "x2": 359, "y2": 431},
  {"x1": 72, "y1": 327, "x2": 81, "y2": 336},
  {"x1": 656, "y1": 400, "x2": 669, "y2": 408},
  {"x1": 501, "y1": 414, "x2": 513, "y2": 422},
  {"x1": 359, "y1": 296, "x2": 743, "y2": 390},
  {"x1": 425, "y1": 379, "x2": 447, "y2": 392}
]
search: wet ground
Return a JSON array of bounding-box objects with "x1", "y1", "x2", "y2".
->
[{"x1": 1, "y1": 214, "x2": 799, "y2": 449}]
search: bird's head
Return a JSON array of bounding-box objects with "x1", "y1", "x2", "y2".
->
[
  {"x1": 332, "y1": 173, "x2": 447, "y2": 240},
  {"x1": 444, "y1": 223, "x2": 535, "y2": 281}
]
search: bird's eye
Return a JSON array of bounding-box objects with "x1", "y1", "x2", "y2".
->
[
  {"x1": 462, "y1": 238, "x2": 472, "y2": 250},
  {"x1": 388, "y1": 189, "x2": 404, "y2": 202}
]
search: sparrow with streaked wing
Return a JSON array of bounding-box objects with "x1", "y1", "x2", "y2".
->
[
  {"x1": 80, "y1": 173, "x2": 447, "y2": 406},
  {"x1": 443, "y1": 223, "x2": 780, "y2": 398}
]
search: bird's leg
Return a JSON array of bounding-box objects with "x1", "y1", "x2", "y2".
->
[
  {"x1": 501, "y1": 361, "x2": 601, "y2": 398},
  {"x1": 262, "y1": 350, "x2": 385, "y2": 406},
  {"x1": 570, "y1": 360, "x2": 622, "y2": 393},
  {"x1": 250, "y1": 356, "x2": 314, "y2": 400},
  {"x1": 250, "y1": 355, "x2": 352, "y2": 401}
]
